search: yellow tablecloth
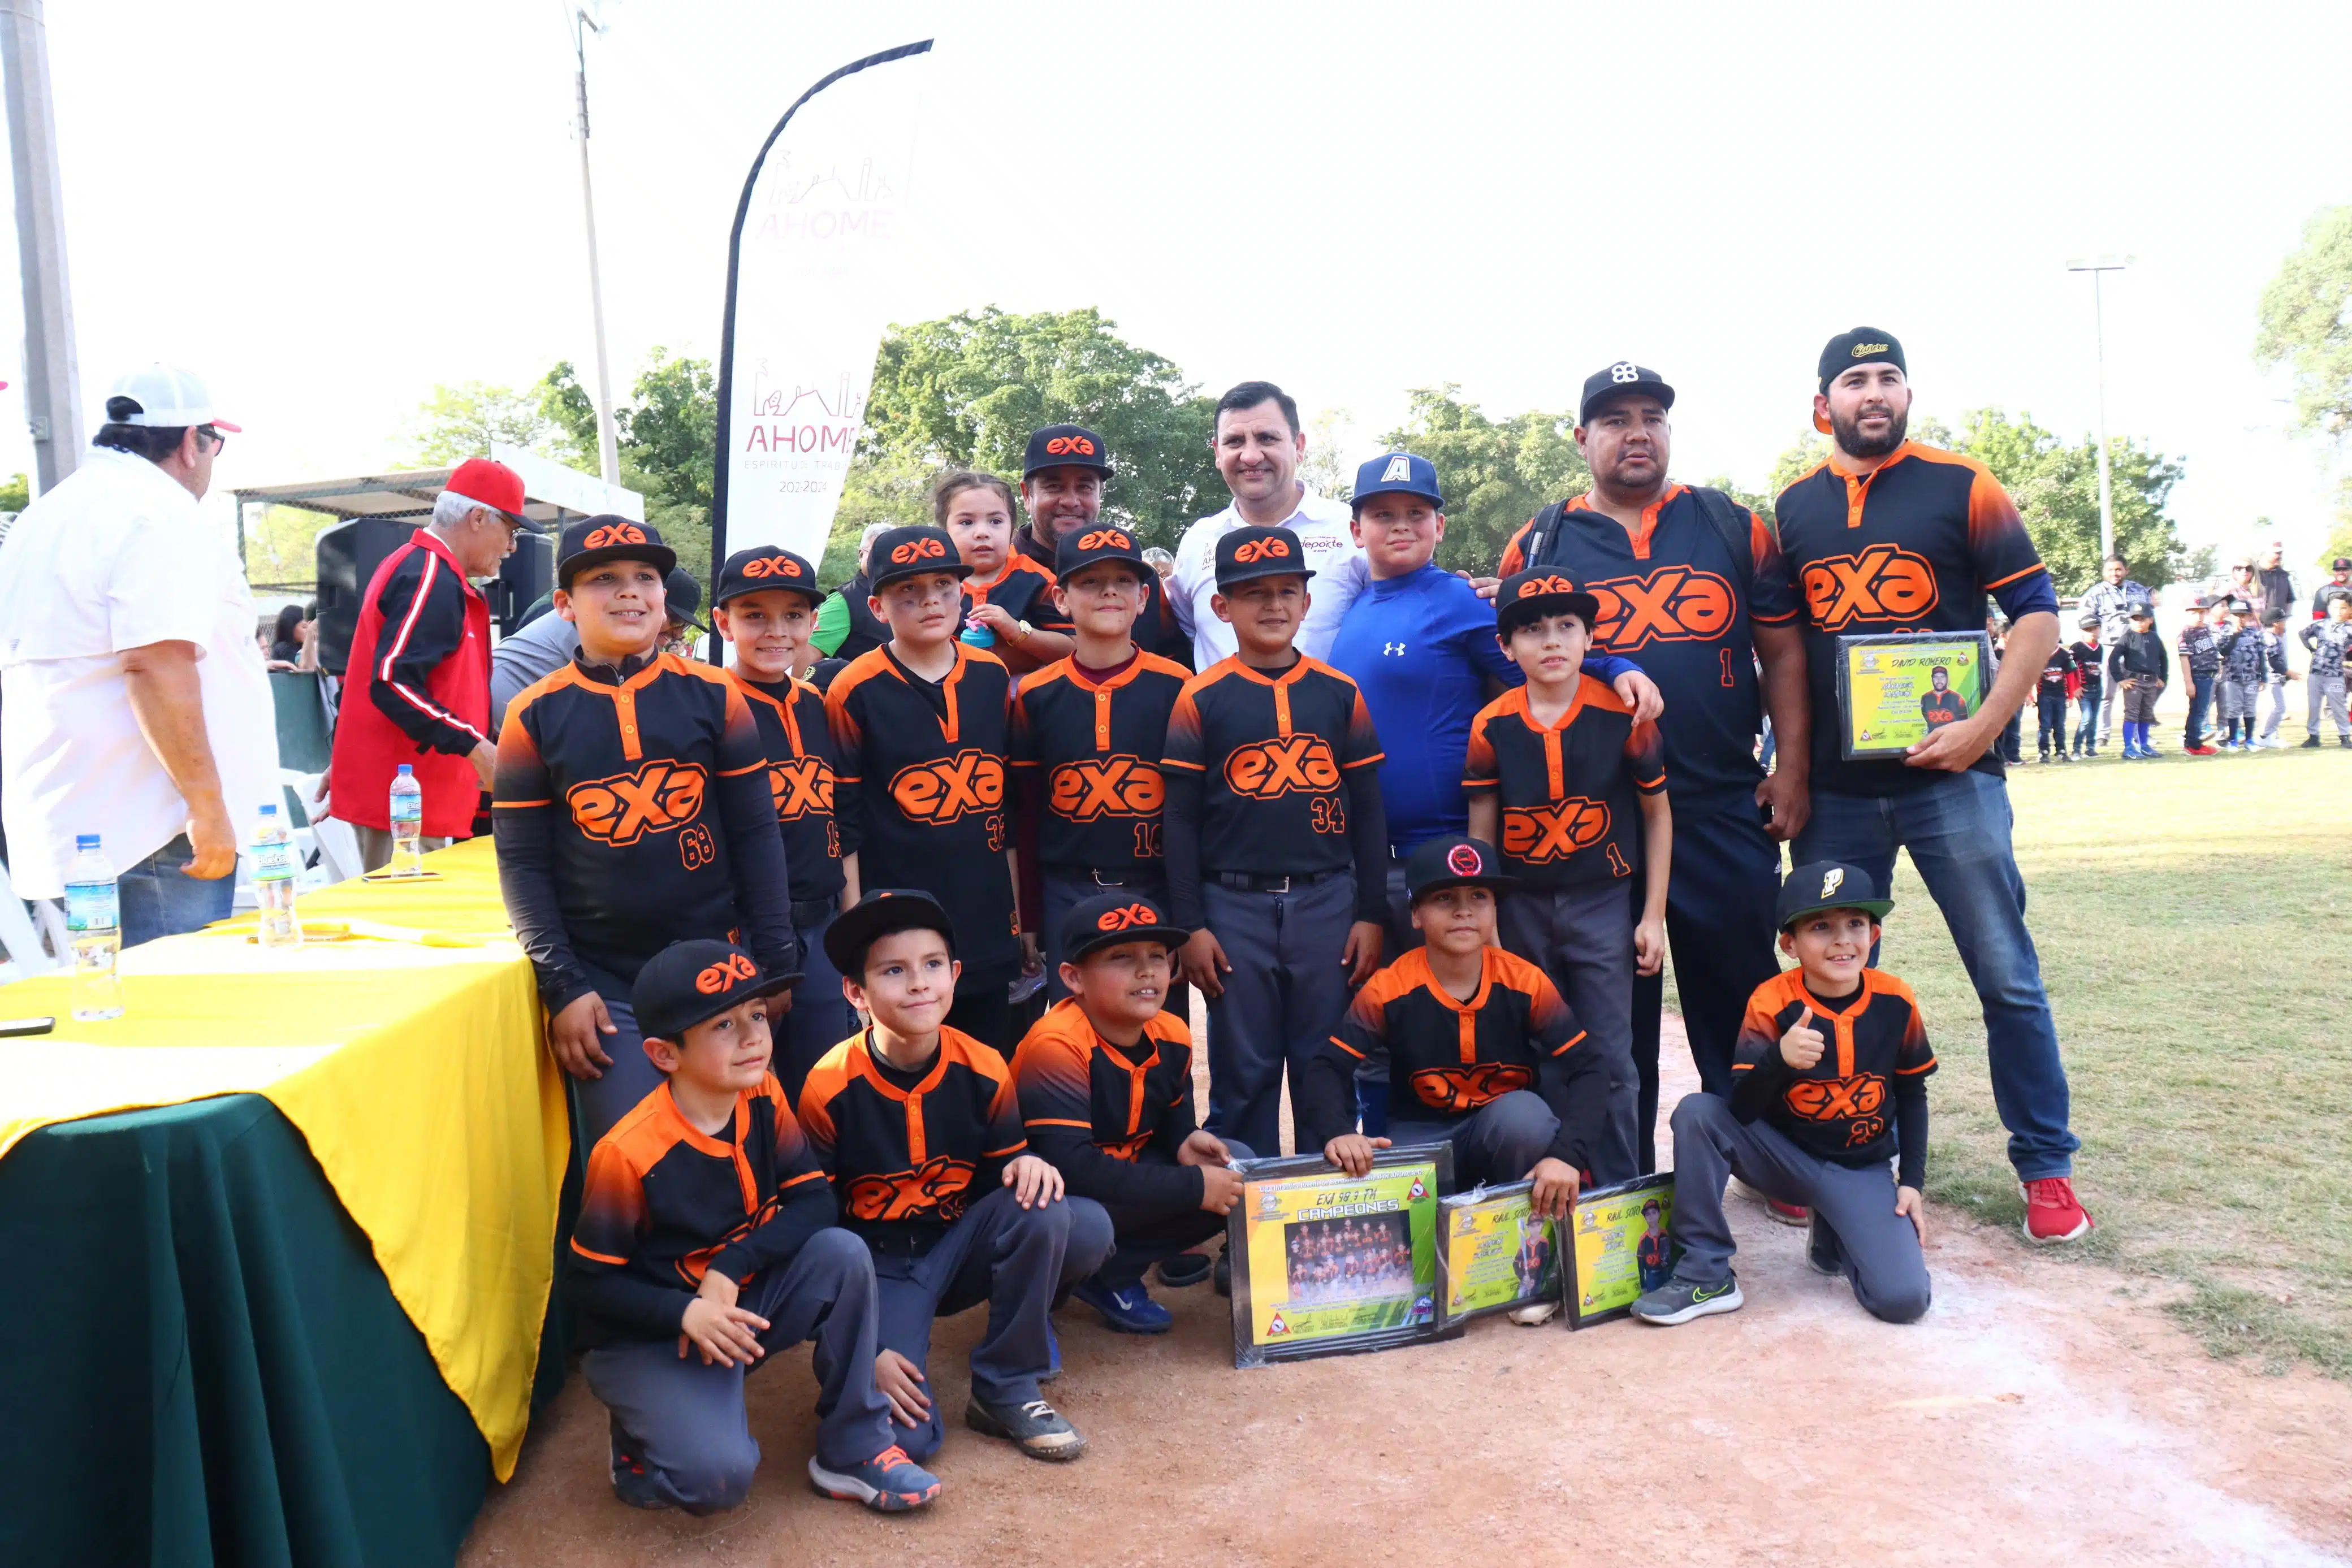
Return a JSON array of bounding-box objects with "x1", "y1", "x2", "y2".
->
[{"x1": 0, "y1": 837, "x2": 564, "y2": 1480}]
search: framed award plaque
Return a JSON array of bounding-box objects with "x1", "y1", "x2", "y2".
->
[
  {"x1": 1564, "y1": 1172, "x2": 1679, "y2": 1328},
  {"x1": 1434, "y1": 1180, "x2": 1563, "y2": 1329},
  {"x1": 1834, "y1": 630, "x2": 1994, "y2": 760}
]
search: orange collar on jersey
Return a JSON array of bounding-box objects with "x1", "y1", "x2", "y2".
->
[{"x1": 1567, "y1": 484, "x2": 1688, "y2": 561}]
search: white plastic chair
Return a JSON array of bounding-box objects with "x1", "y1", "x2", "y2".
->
[
  {"x1": 292, "y1": 770, "x2": 362, "y2": 886},
  {"x1": 0, "y1": 857, "x2": 57, "y2": 977}
]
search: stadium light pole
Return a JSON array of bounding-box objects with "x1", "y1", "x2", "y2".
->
[
  {"x1": 2066, "y1": 255, "x2": 2133, "y2": 564},
  {"x1": 2, "y1": 0, "x2": 84, "y2": 495},
  {"x1": 568, "y1": 4, "x2": 621, "y2": 485}
]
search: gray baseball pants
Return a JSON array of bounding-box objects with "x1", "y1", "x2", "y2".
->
[
  {"x1": 1387, "y1": 1090, "x2": 1562, "y2": 1188},
  {"x1": 1200, "y1": 872, "x2": 1359, "y2": 1157},
  {"x1": 1497, "y1": 880, "x2": 1640, "y2": 1184}
]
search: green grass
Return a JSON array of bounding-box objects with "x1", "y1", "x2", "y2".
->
[{"x1": 1867, "y1": 744, "x2": 2352, "y2": 1376}]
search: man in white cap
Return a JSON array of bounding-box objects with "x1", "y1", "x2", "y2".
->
[{"x1": 0, "y1": 366, "x2": 279, "y2": 945}]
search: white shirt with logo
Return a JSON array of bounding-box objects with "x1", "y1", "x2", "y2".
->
[
  {"x1": 1169, "y1": 486, "x2": 1369, "y2": 666},
  {"x1": 0, "y1": 448, "x2": 281, "y2": 898}
]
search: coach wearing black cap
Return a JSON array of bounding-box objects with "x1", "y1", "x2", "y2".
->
[
  {"x1": 1015, "y1": 422, "x2": 1183, "y2": 663},
  {"x1": 1480, "y1": 361, "x2": 1812, "y2": 1171}
]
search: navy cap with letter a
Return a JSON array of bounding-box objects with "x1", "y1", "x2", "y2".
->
[{"x1": 1351, "y1": 451, "x2": 1444, "y2": 510}]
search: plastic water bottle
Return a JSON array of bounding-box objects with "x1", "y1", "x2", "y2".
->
[
  {"x1": 388, "y1": 763, "x2": 425, "y2": 876},
  {"x1": 251, "y1": 804, "x2": 303, "y2": 949},
  {"x1": 63, "y1": 833, "x2": 124, "y2": 1021}
]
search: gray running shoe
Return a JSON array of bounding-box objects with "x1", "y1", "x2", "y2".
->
[
  {"x1": 966, "y1": 1396, "x2": 1087, "y2": 1461},
  {"x1": 1632, "y1": 1275, "x2": 1744, "y2": 1325}
]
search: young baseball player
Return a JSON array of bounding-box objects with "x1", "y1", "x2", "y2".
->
[
  {"x1": 2034, "y1": 639, "x2": 2077, "y2": 763},
  {"x1": 1009, "y1": 524, "x2": 1194, "y2": 1002},
  {"x1": 1163, "y1": 524, "x2": 1390, "y2": 1162},
  {"x1": 1297, "y1": 834, "x2": 1606, "y2": 1218},
  {"x1": 2066, "y1": 614, "x2": 2103, "y2": 757},
  {"x1": 796, "y1": 891, "x2": 1113, "y2": 1465},
  {"x1": 2111, "y1": 604, "x2": 2168, "y2": 759},
  {"x1": 2256, "y1": 608, "x2": 2294, "y2": 748},
  {"x1": 1010, "y1": 891, "x2": 1251, "y2": 1333},
  {"x1": 935, "y1": 471, "x2": 1073, "y2": 677},
  {"x1": 1462, "y1": 571, "x2": 1670, "y2": 1184},
  {"x1": 495, "y1": 518, "x2": 799, "y2": 1147},
  {"x1": 2301, "y1": 594, "x2": 2352, "y2": 747},
  {"x1": 712, "y1": 545, "x2": 859, "y2": 1102},
  {"x1": 2218, "y1": 599, "x2": 2265, "y2": 751},
  {"x1": 567, "y1": 939, "x2": 939, "y2": 1516},
  {"x1": 2177, "y1": 597, "x2": 2225, "y2": 755},
  {"x1": 1633, "y1": 861, "x2": 1938, "y2": 1328},
  {"x1": 825, "y1": 525, "x2": 1027, "y2": 1052}
]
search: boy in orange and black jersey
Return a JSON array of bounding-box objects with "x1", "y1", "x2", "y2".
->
[
  {"x1": 825, "y1": 525, "x2": 1026, "y2": 1053},
  {"x1": 796, "y1": 891, "x2": 1113, "y2": 1466},
  {"x1": 1009, "y1": 523, "x2": 1192, "y2": 1001},
  {"x1": 1010, "y1": 892, "x2": 1252, "y2": 1333},
  {"x1": 1635, "y1": 862, "x2": 1935, "y2": 1329},
  {"x1": 1161, "y1": 525, "x2": 1390, "y2": 1160},
  {"x1": 712, "y1": 544, "x2": 859, "y2": 1101},
  {"x1": 567, "y1": 939, "x2": 939, "y2": 1517},
  {"x1": 1297, "y1": 835, "x2": 1602, "y2": 1218},
  {"x1": 495, "y1": 517, "x2": 799, "y2": 1147},
  {"x1": 1464, "y1": 572, "x2": 1671, "y2": 1182}
]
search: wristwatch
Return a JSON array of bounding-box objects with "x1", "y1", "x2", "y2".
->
[{"x1": 1012, "y1": 620, "x2": 1034, "y2": 643}]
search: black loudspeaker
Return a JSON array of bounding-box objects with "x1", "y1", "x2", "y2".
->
[
  {"x1": 487, "y1": 531, "x2": 552, "y2": 639},
  {"x1": 312, "y1": 517, "x2": 416, "y2": 677}
]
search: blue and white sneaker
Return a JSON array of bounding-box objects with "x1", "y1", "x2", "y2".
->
[
  {"x1": 807, "y1": 1445, "x2": 941, "y2": 1512},
  {"x1": 1072, "y1": 1279, "x2": 1174, "y2": 1334}
]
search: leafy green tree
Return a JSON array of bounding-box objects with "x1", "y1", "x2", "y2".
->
[
  {"x1": 1948, "y1": 409, "x2": 2187, "y2": 590},
  {"x1": 0, "y1": 472, "x2": 28, "y2": 513},
  {"x1": 2255, "y1": 205, "x2": 2352, "y2": 438},
  {"x1": 407, "y1": 381, "x2": 560, "y2": 466},
  {"x1": 539, "y1": 353, "x2": 717, "y2": 584},
  {"x1": 854, "y1": 306, "x2": 1225, "y2": 553},
  {"x1": 244, "y1": 504, "x2": 336, "y2": 588},
  {"x1": 1378, "y1": 386, "x2": 1588, "y2": 572}
]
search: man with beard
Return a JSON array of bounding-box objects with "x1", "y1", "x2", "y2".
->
[
  {"x1": 2077, "y1": 556, "x2": 2155, "y2": 751},
  {"x1": 1014, "y1": 423, "x2": 1184, "y2": 662},
  {"x1": 1772, "y1": 329, "x2": 2090, "y2": 1248},
  {"x1": 1484, "y1": 362, "x2": 1810, "y2": 1177}
]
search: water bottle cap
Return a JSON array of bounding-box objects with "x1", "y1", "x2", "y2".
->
[
  {"x1": 397, "y1": 764, "x2": 413, "y2": 776},
  {"x1": 259, "y1": 803, "x2": 279, "y2": 817},
  {"x1": 76, "y1": 834, "x2": 100, "y2": 851}
]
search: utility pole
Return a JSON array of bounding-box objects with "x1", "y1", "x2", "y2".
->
[
  {"x1": 571, "y1": 6, "x2": 620, "y2": 484},
  {"x1": 2066, "y1": 255, "x2": 2133, "y2": 564},
  {"x1": 2, "y1": 0, "x2": 83, "y2": 495}
]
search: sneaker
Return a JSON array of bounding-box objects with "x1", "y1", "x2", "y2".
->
[
  {"x1": 1806, "y1": 1214, "x2": 1847, "y2": 1276},
  {"x1": 2186, "y1": 744, "x2": 2218, "y2": 756},
  {"x1": 1764, "y1": 1198, "x2": 1810, "y2": 1226},
  {"x1": 2053, "y1": 749, "x2": 2070, "y2": 762},
  {"x1": 1157, "y1": 1250, "x2": 1213, "y2": 1288},
  {"x1": 2302, "y1": 735, "x2": 2323, "y2": 748},
  {"x1": 1507, "y1": 1300, "x2": 1562, "y2": 1326},
  {"x1": 1073, "y1": 1279, "x2": 1174, "y2": 1335},
  {"x1": 2254, "y1": 736, "x2": 2282, "y2": 749},
  {"x1": 1632, "y1": 1275, "x2": 1744, "y2": 1326},
  {"x1": 609, "y1": 1418, "x2": 671, "y2": 1511},
  {"x1": 1213, "y1": 1246, "x2": 1232, "y2": 1297},
  {"x1": 966, "y1": 1396, "x2": 1087, "y2": 1461},
  {"x1": 2340, "y1": 737, "x2": 2352, "y2": 749},
  {"x1": 2020, "y1": 1176, "x2": 2094, "y2": 1244},
  {"x1": 807, "y1": 1445, "x2": 941, "y2": 1512}
]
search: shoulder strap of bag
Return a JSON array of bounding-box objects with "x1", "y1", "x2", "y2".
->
[{"x1": 1683, "y1": 484, "x2": 1755, "y2": 588}]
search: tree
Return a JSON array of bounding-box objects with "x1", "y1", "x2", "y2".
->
[
  {"x1": 407, "y1": 382, "x2": 562, "y2": 466},
  {"x1": 244, "y1": 504, "x2": 336, "y2": 589},
  {"x1": 0, "y1": 472, "x2": 27, "y2": 513},
  {"x1": 539, "y1": 352, "x2": 719, "y2": 584},
  {"x1": 1378, "y1": 386, "x2": 1588, "y2": 572},
  {"x1": 854, "y1": 306, "x2": 1225, "y2": 553},
  {"x1": 1948, "y1": 409, "x2": 2189, "y2": 591},
  {"x1": 2255, "y1": 205, "x2": 2352, "y2": 438}
]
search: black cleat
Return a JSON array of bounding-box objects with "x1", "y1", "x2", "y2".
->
[{"x1": 1158, "y1": 1250, "x2": 1213, "y2": 1288}]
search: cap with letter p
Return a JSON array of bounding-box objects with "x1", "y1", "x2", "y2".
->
[
  {"x1": 631, "y1": 938, "x2": 801, "y2": 1046},
  {"x1": 1023, "y1": 422, "x2": 1113, "y2": 478},
  {"x1": 1351, "y1": 451, "x2": 1444, "y2": 512},
  {"x1": 1775, "y1": 860, "x2": 1893, "y2": 931},
  {"x1": 1060, "y1": 891, "x2": 1187, "y2": 966},
  {"x1": 105, "y1": 363, "x2": 241, "y2": 432},
  {"x1": 1214, "y1": 524, "x2": 1314, "y2": 590}
]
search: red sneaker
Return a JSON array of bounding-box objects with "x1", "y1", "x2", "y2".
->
[
  {"x1": 1764, "y1": 1198, "x2": 1810, "y2": 1226},
  {"x1": 2185, "y1": 744, "x2": 2219, "y2": 756},
  {"x1": 2020, "y1": 1177, "x2": 2093, "y2": 1244}
]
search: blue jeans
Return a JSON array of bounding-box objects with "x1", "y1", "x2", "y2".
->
[
  {"x1": 1795, "y1": 772, "x2": 2078, "y2": 1180},
  {"x1": 2184, "y1": 673, "x2": 2212, "y2": 748},
  {"x1": 116, "y1": 835, "x2": 236, "y2": 950}
]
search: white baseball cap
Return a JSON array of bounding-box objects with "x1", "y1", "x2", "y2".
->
[{"x1": 105, "y1": 363, "x2": 241, "y2": 431}]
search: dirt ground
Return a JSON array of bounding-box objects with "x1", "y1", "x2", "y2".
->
[{"x1": 463, "y1": 1023, "x2": 2352, "y2": 1568}]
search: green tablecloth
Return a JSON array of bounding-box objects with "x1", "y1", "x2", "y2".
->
[{"x1": 0, "y1": 1093, "x2": 571, "y2": 1567}]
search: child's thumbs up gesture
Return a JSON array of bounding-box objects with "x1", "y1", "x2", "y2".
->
[{"x1": 1780, "y1": 1006, "x2": 1826, "y2": 1070}]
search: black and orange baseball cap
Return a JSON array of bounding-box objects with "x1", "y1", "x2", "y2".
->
[
  {"x1": 1404, "y1": 835, "x2": 1515, "y2": 904},
  {"x1": 632, "y1": 938, "x2": 801, "y2": 1045},
  {"x1": 1023, "y1": 423, "x2": 1113, "y2": 478},
  {"x1": 1060, "y1": 891, "x2": 1187, "y2": 965},
  {"x1": 557, "y1": 514, "x2": 675, "y2": 587},
  {"x1": 1494, "y1": 569, "x2": 1600, "y2": 636},
  {"x1": 866, "y1": 525, "x2": 972, "y2": 592},
  {"x1": 823, "y1": 889, "x2": 958, "y2": 978},
  {"x1": 714, "y1": 545, "x2": 823, "y2": 609},
  {"x1": 1055, "y1": 522, "x2": 1150, "y2": 583},
  {"x1": 1213, "y1": 524, "x2": 1314, "y2": 590}
]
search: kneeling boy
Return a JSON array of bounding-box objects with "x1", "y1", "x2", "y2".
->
[
  {"x1": 797, "y1": 891, "x2": 1114, "y2": 1464},
  {"x1": 1011, "y1": 891, "x2": 1252, "y2": 1333},
  {"x1": 1634, "y1": 862, "x2": 1935, "y2": 1328},
  {"x1": 567, "y1": 939, "x2": 938, "y2": 1515},
  {"x1": 1297, "y1": 835, "x2": 1605, "y2": 1220}
]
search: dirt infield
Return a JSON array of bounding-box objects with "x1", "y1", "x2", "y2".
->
[{"x1": 462, "y1": 1024, "x2": 2352, "y2": 1567}]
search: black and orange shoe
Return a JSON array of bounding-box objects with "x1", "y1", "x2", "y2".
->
[
  {"x1": 807, "y1": 1445, "x2": 942, "y2": 1512},
  {"x1": 609, "y1": 1417, "x2": 671, "y2": 1511}
]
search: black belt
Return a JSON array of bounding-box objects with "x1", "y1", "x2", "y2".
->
[
  {"x1": 1212, "y1": 867, "x2": 1348, "y2": 894},
  {"x1": 790, "y1": 897, "x2": 838, "y2": 928}
]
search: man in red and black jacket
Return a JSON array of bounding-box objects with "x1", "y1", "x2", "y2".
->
[
  {"x1": 330, "y1": 457, "x2": 536, "y2": 868},
  {"x1": 495, "y1": 516, "x2": 799, "y2": 1146}
]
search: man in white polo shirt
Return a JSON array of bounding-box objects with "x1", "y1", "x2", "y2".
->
[
  {"x1": 0, "y1": 365, "x2": 279, "y2": 946},
  {"x1": 1170, "y1": 380, "x2": 1369, "y2": 665}
]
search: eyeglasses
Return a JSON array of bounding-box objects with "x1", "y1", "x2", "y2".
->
[{"x1": 197, "y1": 425, "x2": 227, "y2": 454}]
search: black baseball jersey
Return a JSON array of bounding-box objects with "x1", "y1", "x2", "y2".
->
[
  {"x1": 825, "y1": 644, "x2": 1021, "y2": 974},
  {"x1": 1729, "y1": 967, "x2": 1935, "y2": 1188},
  {"x1": 1298, "y1": 946, "x2": 1603, "y2": 1169},
  {"x1": 1462, "y1": 678, "x2": 1666, "y2": 889},
  {"x1": 1774, "y1": 441, "x2": 2060, "y2": 795},
  {"x1": 1010, "y1": 998, "x2": 1202, "y2": 1212},
  {"x1": 795, "y1": 1026, "x2": 1028, "y2": 1256},
  {"x1": 962, "y1": 555, "x2": 1070, "y2": 636},
  {"x1": 2067, "y1": 640, "x2": 2104, "y2": 693},
  {"x1": 1160, "y1": 654, "x2": 1387, "y2": 929},
  {"x1": 2037, "y1": 646, "x2": 2077, "y2": 693},
  {"x1": 494, "y1": 653, "x2": 795, "y2": 1011},
  {"x1": 566, "y1": 1072, "x2": 832, "y2": 1345},
  {"x1": 729, "y1": 669, "x2": 850, "y2": 905},
  {"x1": 1010, "y1": 651, "x2": 1191, "y2": 873},
  {"x1": 2177, "y1": 623, "x2": 2223, "y2": 677}
]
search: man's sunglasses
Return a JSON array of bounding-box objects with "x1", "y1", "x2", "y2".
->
[{"x1": 198, "y1": 425, "x2": 227, "y2": 453}]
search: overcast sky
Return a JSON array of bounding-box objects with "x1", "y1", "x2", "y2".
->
[{"x1": 10, "y1": 0, "x2": 2349, "y2": 570}]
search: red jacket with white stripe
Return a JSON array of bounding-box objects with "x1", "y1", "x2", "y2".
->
[{"x1": 329, "y1": 527, "x2": 491, "y2": 836}]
